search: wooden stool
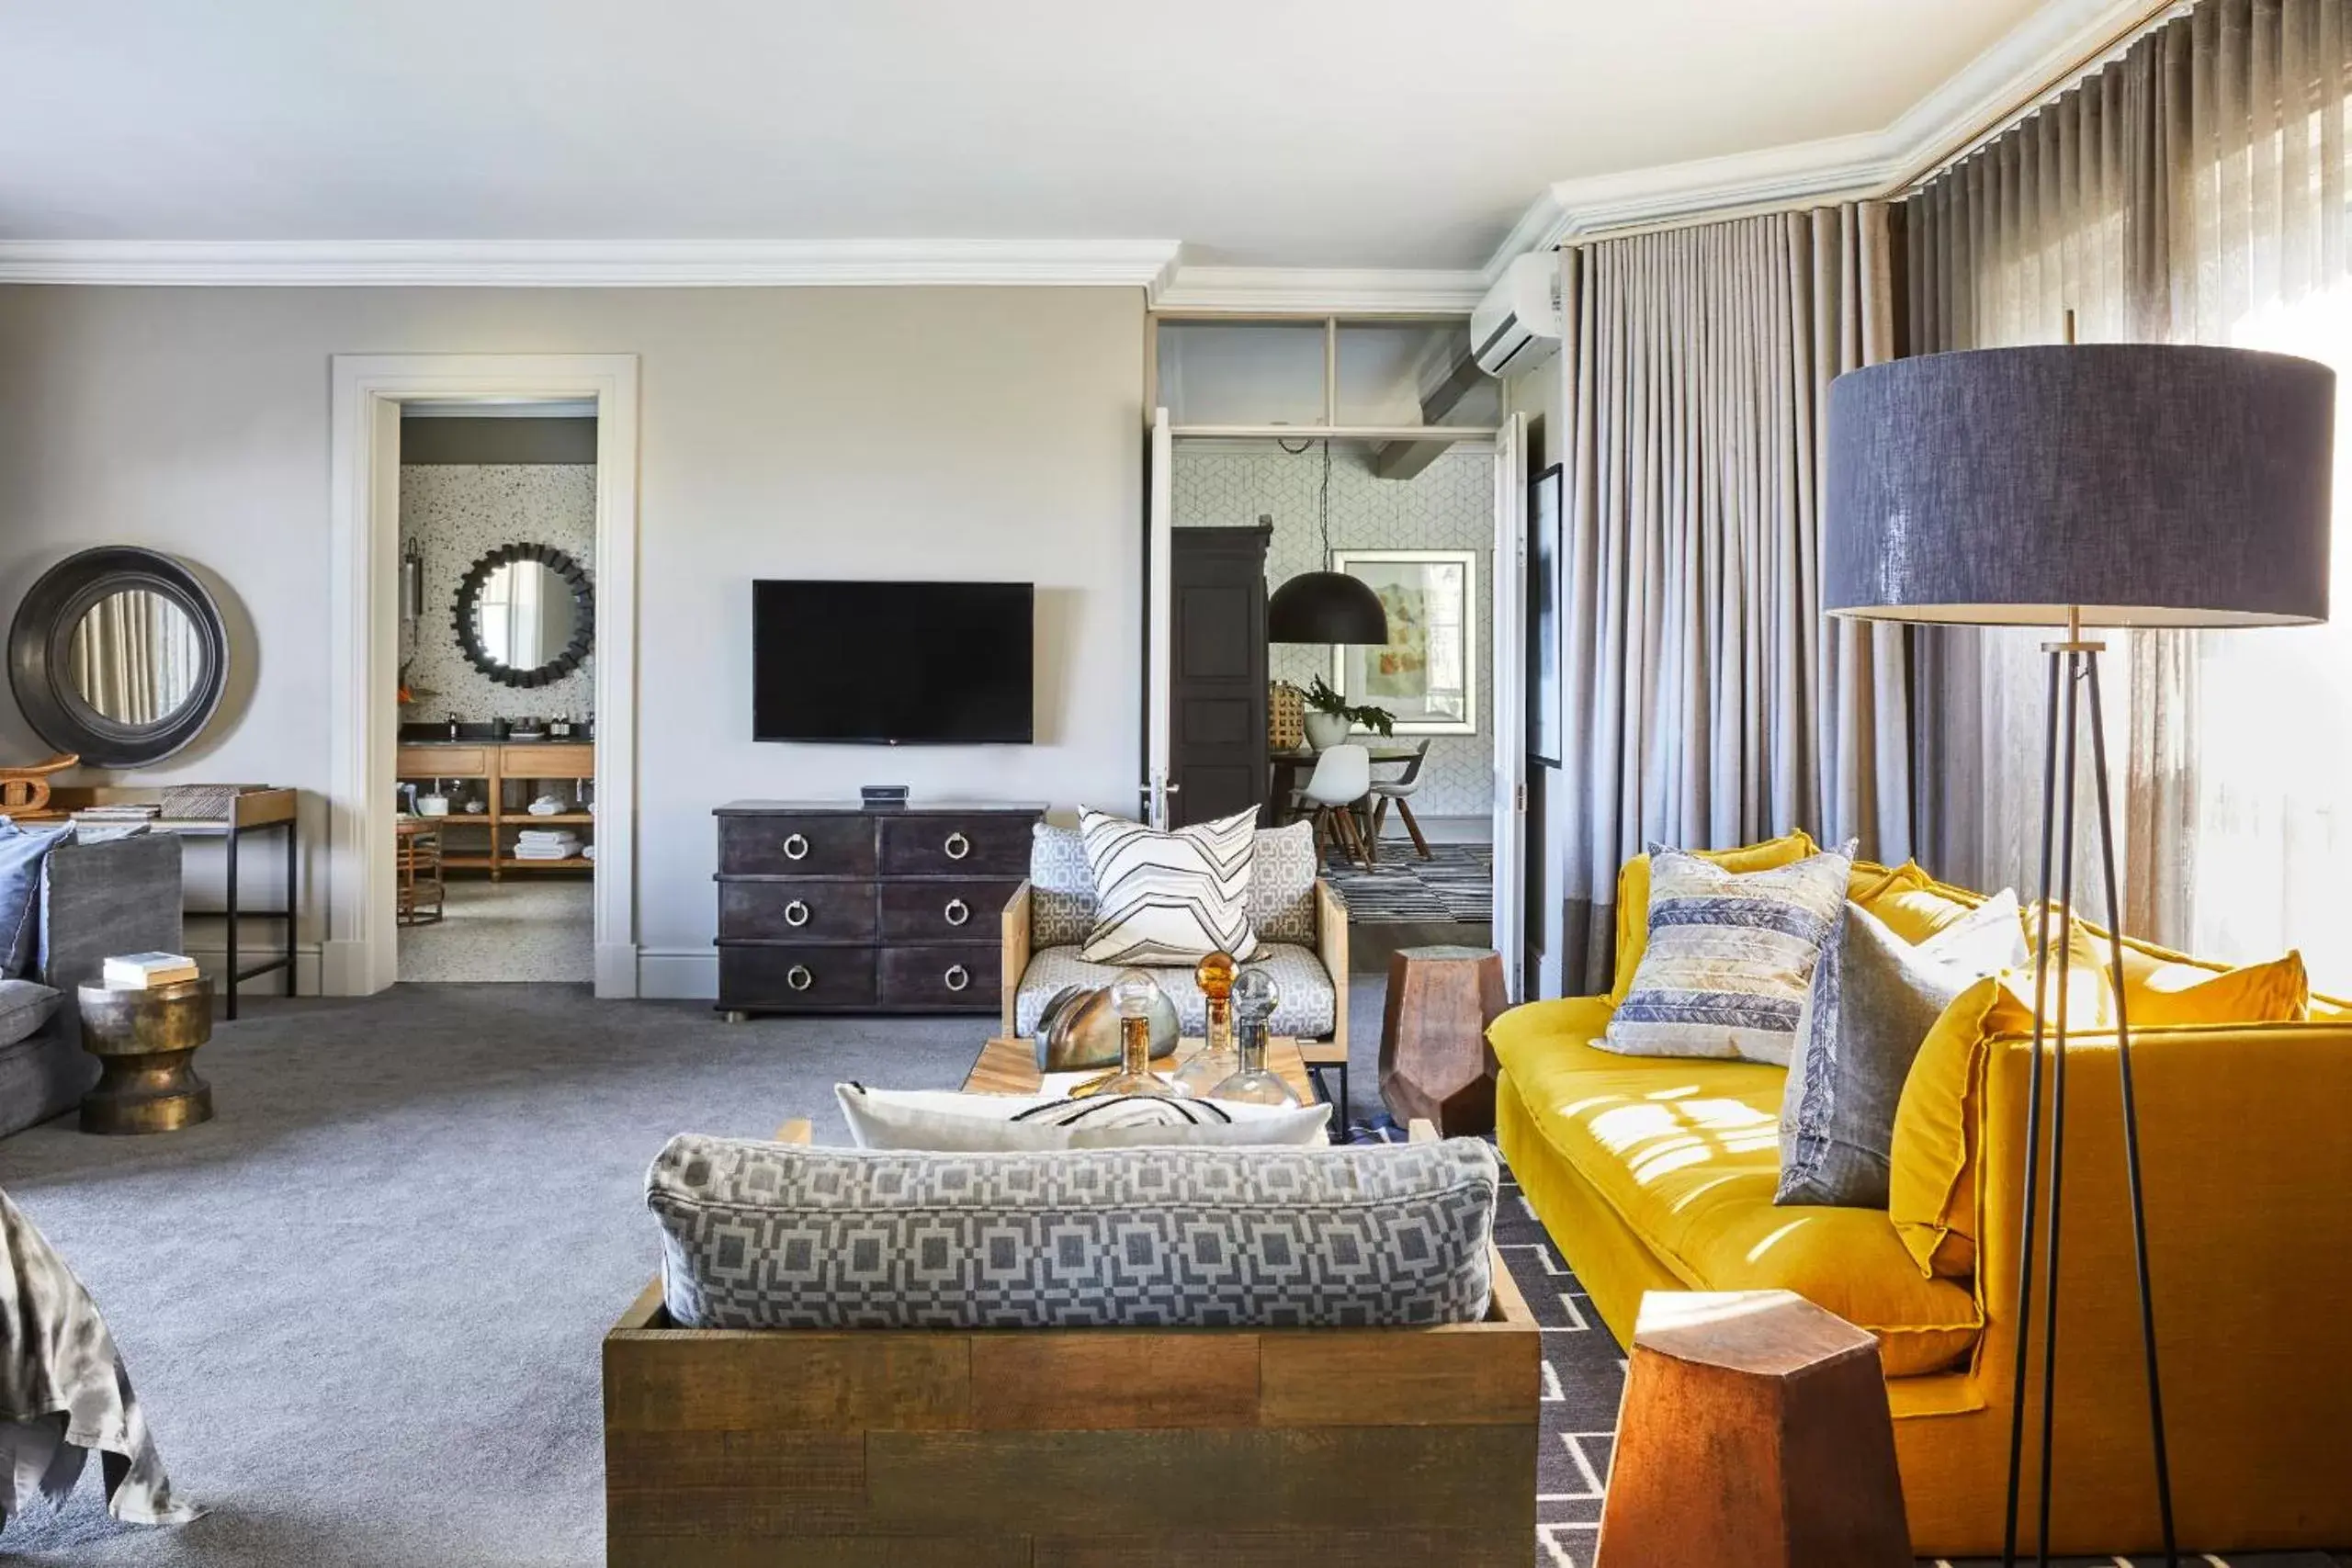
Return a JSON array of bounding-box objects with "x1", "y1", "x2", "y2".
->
[
  {"x1": 1596, "y1": 1291, "x2": 1909, "y2": 1568},
  {"x1": 396, "y1": 818, "x2": 446, "y2": 926},
  {"x1": 1377, "y1": 944, "x2": 1506, "y2": 1135}
]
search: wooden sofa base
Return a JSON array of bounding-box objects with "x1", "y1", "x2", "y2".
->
[{"x1": 605, "y1": 1125, "x2": 1540, "y2": 1566}]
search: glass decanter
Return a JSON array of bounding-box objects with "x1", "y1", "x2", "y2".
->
[
  {"x1": 1072, "y1": 970, "x2": 1178, "y2": 1098},
  {"x1": 1210, "y1": 967, "x2": 1300, "y2": 1105},
  {"x1": 1171, "y1": 951, "x2": 1240, "y2": 1097}
]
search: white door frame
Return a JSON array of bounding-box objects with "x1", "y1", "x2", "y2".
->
[
  {"x1": 326, "y1": 354, "x2": 641, "y2": 998},
  {"x1": 1143, "y1": 407, "x2": 1173, "y2": 826},
  {"x1": 1490, "y1": 412, "x2": 1530, "y2": 1002}
]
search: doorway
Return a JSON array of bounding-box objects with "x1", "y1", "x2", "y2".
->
[
  {"x1": 393, "y1": 401, "x2": 600, "y2": 981},
  {"x1": 325, "y1": 355, "x2": 640, "y2": 999},
  {"x1": 1144, "y1": 316, "x2": 1528, "y2": 999}
]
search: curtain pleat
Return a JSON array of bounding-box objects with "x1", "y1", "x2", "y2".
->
[
  {"x1": 1554, "y1": 206, "x2": 1908, "y2": 993},
  {"x1": 1905, "y1": 0, "x2": 2352, "y2": 953}
]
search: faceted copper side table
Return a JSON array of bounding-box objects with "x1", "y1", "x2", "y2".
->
[
  {"x1": 1377, "y1": 944, "x2": 1508, "y2": 1136},
  {"x1": 77, "y1": 978, "x2": 215, "y2": 1135}
]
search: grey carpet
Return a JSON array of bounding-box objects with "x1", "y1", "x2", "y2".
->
[{"x1": 0, "y1": 985, "x2": 984, "y2": 1566}]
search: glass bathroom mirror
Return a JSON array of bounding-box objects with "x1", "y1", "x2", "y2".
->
[{"x1": 453, "y1": 544, "x2": 594, "y2": 688}]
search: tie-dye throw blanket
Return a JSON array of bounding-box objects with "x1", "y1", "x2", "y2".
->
[{"x1": 0, "y1": 1188, "x2": 193, "y2": 1527}]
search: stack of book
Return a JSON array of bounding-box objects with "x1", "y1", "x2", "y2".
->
[
  {"x1": 104, "y1": 952, "x2": 199, "y2": 989},
  {"x1": 72, "y1": 802, "x2": 162, "y2": 828},
  {"x1": 512, "y1": 829, "x2": 580, "y2": 863}
]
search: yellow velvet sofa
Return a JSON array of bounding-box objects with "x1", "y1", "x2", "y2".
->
[{"x1": 1490, "y1": 842, "x2": 2352, "y2": 1558}]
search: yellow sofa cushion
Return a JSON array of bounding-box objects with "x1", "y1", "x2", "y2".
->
[
  {"x1": 2118, "y1": 948, "x2": 2310, "y2": 1025},
  {"x1": 1489, "y1": 998, "x2": 1981, "y2": 1375},
  {"x1": 1609, "y1": 830, "x2": 1818, "y2": 1001}
]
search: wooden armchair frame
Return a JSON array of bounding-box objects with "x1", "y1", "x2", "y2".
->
[{"x1": 605, "y1": 1120, "x2": 1537, "y2": 1567}]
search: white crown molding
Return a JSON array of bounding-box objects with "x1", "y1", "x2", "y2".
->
[
  {"x1": 0, "y1": 237, "x2": 1183, "y2": 288},
  {"x1": 1151, "y1": 265, "x2": 1488, "y2": 315},
  {"x1": 1488, "y1": 0, "x2": 2179, "y2": 267}
]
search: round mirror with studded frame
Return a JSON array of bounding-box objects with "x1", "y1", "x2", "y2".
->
[
  {"x1": 452, "y1": 542, "x2": 594, "y2": 688},
  {"x1": 6, "y1": 547, "x2": 229, "y2": 768}
]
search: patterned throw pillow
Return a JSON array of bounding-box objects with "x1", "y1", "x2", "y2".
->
[
  {"x1": 834, "y1": 1084, "x2": 1331, "y2": 1150},
  {"x1": 1027, "y1": 822, "x2": 1098, "y2": 945},
  {"x1": 1600, "y1": 840, "x2": 1855, "y2": 1065},
  {"x1": 1246, "y1": 819, "x2": 1318, "y2": 943},
  {"x1": 1079, "y1": 807, "x2": 1259, "y2": 964},
  {"x1": 648, "y1": 1134, "x2": 1500, "y2": 1330},
  {"x1": 1776, "y1": 892, "x2": 2028, "y2": 1208}
]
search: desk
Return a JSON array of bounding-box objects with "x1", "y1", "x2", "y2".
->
[{"x1": 48, "y1": 785, "x2": 298, "y2": 1021}]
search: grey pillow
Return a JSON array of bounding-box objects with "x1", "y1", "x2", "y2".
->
[
  {"x1": 1775, "y1": 891, "x2": 2027, "y2": 1208},
  {"x1": 0, "y1": 824, "x2": 70, "y2": 979},
  {"x1": 0, "y1": 978, "x2": 62, "y2": 1048},
  {"x1": 648, "y1": 1134, "x2": 1498, "y2": 1330}
]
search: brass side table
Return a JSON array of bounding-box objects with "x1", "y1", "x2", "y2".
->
[{"x1": 77, "y1": 978, "x2": 215, "y2": 1134}]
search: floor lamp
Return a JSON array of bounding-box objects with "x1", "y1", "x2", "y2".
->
[{"x1": 1822, "y1": 343, "x2": 2335, "y2": 1567}]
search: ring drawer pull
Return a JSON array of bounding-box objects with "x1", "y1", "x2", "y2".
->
[
  {"x1": 944, "y1": 897, "x2": 970, "y2": 927},
  {"x1": 944, "y1": 964, "x2": 971, "y2": 992},
  {"x1": 783, "y1": 832, "x2": 810, "y2": 862},
  {"x1": 944, "y1": 830, "x2": 971, "y2": 861},
  {"x1": 784, "y1": 899, "x2": 810, "y2": 928},
  {"x1": 786, "y1": 964, "x2": 814, "y2": 992}
]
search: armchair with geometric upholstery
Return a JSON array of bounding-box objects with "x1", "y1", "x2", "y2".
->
[{"x1": 999, "y1": 818, "x2": 1348, "y2": 1061}]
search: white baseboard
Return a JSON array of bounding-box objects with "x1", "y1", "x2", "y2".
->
[
  {"x1": 639, "y1": 947, "x2": 719, "y2": 1000},
  {"x1": 594, "y1": 942, "x2": 640, "y2": 999}
]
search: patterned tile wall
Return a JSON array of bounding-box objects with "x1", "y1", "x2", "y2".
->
[
  {"x1": 398, "y1": 465, "x2": 596, "y2": 723},
  {"x1": 1172, "y1": 442, "x2": 1494, "y2": 818}
]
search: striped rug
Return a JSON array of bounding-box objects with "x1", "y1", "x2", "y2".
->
[{"x1": 1320, "y1": 841, "x2": 1492, "y2": 922}]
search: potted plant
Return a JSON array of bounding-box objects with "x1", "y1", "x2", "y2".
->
[{"x1": 1300, "y1": 676, "x2": 1395, "y2": 750}]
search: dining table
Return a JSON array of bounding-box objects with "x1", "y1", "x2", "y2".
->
[{"x1": 1268, "y1": 742, "x2": 1423, "y2": 866}]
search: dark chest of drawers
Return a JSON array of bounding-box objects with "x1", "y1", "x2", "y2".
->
[{"x1": 713, "y1": 801, "x2": 1043, "y2": 1018}]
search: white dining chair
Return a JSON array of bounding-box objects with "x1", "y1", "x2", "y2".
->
[
  {"x1": 1300, "y1": 744, "x2": 1374, "y2": 869},
  {"x1": 1369, "y1": 738, "x2": 1435, "y2": 860}
]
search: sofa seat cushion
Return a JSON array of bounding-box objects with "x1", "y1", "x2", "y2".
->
[
  {"x1": 647, "y1": 1134, "x2": 1499, "y2": 1330},
  {"x1": 1489, "y1": 998, "x2": 1981, "y2": 1375},
  {"x1": 0, "y1": 978, "x2": 61, "y2": 1049},
  {"x1": 1014, "y1": 942, "x2": 1335, "y2": 1040}
]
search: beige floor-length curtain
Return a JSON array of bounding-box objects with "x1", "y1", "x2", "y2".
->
[
  {"x1": 1555, "y1": 204, "x2": 1912, "y2": 993},
  {"x1": 1905, "y1": 0, "x2": 2352, "y2": 956}
]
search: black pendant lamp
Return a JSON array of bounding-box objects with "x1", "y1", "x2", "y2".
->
[{"x1": 1268, "y1": 440, "x2": 1390, "y2": 645}]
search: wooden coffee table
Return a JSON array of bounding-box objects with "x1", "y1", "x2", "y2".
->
[{"x1": 967, "y1": 1035, "x2": 1314, "y2": 1102}]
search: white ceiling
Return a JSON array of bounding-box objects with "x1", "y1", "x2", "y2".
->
[{"x1": 1, "y1": 0, "x2": 2052, "y2": 273}]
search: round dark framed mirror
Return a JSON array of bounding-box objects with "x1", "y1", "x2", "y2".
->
[
  {"x1": 452, "y1": 543, "x2": 594, "y2": 688},
  {"x1": 6, "y1": 547, "x2": 229, "y2": 768}
]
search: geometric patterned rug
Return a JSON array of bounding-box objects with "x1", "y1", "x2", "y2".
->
[
  {"x1": 1485, "y1": 1157, "x2": 2350, "y2": 1567},
  {"x1": 1319, "y1": 840, "x2": 1492, "y2": 922}
]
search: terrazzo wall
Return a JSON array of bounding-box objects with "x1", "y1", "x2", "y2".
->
[
  {"x1": 398, "y1": 464, "x2": 596, "y2": 723},
  {"x1": 1172, "y1": 440, "x2": 1494, "y2": 821}
]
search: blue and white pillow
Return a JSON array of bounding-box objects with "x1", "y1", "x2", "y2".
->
[
  {"x1": 0, "y1": 822, "x2": 70, "y2": 979},
  {"x1": 1599, "y1": 840, "x2": 1856, "y2": 1066}
]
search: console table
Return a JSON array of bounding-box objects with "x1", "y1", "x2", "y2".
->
[{"x1": 713, "y1": 801, "x2": 1044, "y2": 1019}]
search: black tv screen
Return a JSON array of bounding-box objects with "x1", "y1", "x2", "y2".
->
[{"x1": 752, "y1": 580, "x2": 1035, "y2": 745}]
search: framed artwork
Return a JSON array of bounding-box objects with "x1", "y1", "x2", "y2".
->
[
  {"x1": 1329, "y1": 549, "x2": 1477, "y2": 735},
  {"x1": 1528, "y1": 464, "x2": 1564, "y2": 765}
]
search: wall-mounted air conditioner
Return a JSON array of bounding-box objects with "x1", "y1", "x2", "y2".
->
[{"x1": 1470, "y1": 252, "x2": 1564, "y2": 378}]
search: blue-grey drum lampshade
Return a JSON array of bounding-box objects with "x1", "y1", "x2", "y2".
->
[{"x1": 1825, "y1": 344, "x2": 2335, "y2": 626}]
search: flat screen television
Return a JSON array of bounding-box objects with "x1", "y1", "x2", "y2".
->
[{"x1": 752, "y1": 579, "x2": 1035, "y2": 745}]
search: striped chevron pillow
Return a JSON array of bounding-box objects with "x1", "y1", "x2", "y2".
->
[
  {"x1": 1600, "y1": 839, "x2": 1855, "y2": 1065},
  {"x1": 1078, "y1": 806, "x2": 1261, "y2": 965}
]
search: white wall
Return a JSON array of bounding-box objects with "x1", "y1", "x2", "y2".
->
[{"x1": 0, "y1": 286, "x2": 1146, "y2": 994}]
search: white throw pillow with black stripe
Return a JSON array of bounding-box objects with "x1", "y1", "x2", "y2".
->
[
  {"x1": 1077, "y1": 807, "x2": 1260, "y2": 965},
  {"x1": 835, "y1": 1084, "x2": 1330, "y2": 1150}
]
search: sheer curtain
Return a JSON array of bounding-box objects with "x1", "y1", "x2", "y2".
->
[
  {"x1": 1905, "y1": 0, "x2": 2352, "y2": 972},
  {"x1": 1555, "y1": 205, "x2": 1912, "y2": 991}
]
